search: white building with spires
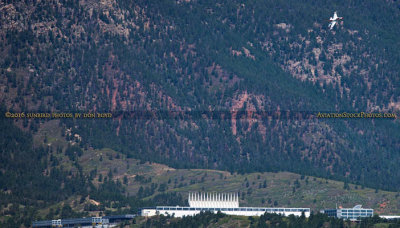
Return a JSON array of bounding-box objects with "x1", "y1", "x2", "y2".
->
[
  {"x1": 188, "y1": 192, "x2": 239, "y2": 208},
  {"x1": 141, "y1": 192, "x2": 310, "y2": 218}
]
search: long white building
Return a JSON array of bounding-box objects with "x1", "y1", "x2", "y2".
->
[{"x1": 141, "y1": 192, "x2": 310, "y2": 218}]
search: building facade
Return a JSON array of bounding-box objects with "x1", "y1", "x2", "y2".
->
[
  {"x1": 321, "y1": 205, "x2": 373, "y2": 221},
  {"x1": 141, "y1": 206, "x2": 311, "y2": 218},
  {"x1": 32, "y1": 214, "x2": 135, "y2": 227},
  {"x1": 141, "y1": 192, "x2": 310, "y2": 218}
]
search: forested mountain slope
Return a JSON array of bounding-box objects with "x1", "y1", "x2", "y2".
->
[
  {"x1": 1, "y1": 0, "x2": 400, "y2": 193},
  {"x1": 1, "y1": 116, "x2": 400, "y2": 227}
]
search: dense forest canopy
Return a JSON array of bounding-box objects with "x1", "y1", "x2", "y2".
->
[{"x1": 1, "y1": 0, "x2": 400, "y2": 226}]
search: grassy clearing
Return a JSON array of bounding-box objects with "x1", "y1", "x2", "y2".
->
[
  {"x1": 77, "y1": 147, "x2": 400, "y2": 214},
  {"x1": 35, "y1": 120, "x2": 400, "y2": 215}
]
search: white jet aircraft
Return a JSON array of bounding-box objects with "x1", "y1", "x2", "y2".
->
[{"x1": 328, "y1": 11, "x2": 343, "y2": 30}]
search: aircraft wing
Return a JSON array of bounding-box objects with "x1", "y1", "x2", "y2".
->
[{"x1": 329, "y1": 21, "x2": 336, "y2": 30}]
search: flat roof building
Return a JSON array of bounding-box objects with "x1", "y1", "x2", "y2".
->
[
  {"x1": 141, "y1": 192, "x2": 310, "y2": 218},
  {"x1": 379, "y1": 215, "x2": 400, "y2": 220},
  {"x1": 141, "y1": 206, "x2": 311, "y2": 218},
  {"x1": 32, "y1": 214, "x2": 135, "y2": 227},
  {"x1": 320, "y1": 205, "x2": 373, "y2": 221}
]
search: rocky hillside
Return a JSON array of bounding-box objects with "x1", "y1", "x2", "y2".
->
[{"x1": 1, "y1": 0, "x2": 400, "y2": 193}]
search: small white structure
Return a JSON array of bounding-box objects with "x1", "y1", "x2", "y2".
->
[
  {"x1": 321, "y1": 205, "x2": 373, "y2": 221},
  {"x1": 380, "y1": 215, "x2": 400, "y2": 220},
  {"x1": 52, "y1": 219, "x2": 62, "y2": 227},
  {"x1": 141, "y1": 192, "x2": 310, "y2": 218}
]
